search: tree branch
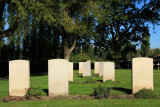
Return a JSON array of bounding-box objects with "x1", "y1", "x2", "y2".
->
[
  {"x1": 0, "y1": 17, "x2": 21, "y2": 39},
  {"x1": 69, "y1": 36, "x2": 77, "y2": 54}
]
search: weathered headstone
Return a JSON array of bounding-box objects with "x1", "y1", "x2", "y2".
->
[
  {"x1": 79, "y1": 62, "x2": 83, "y2": 74},
  {"x1": 48, "y1": 59, "x2": 69, "y2": 97},
  {"x1": 83, "y1": 62, "x2": 91, "y2": 77},
  {"x1": 9, "y1": 60, "x2": 30, "y2": 96},
  {"x1": 69, "y1": 62, "x2": 73, "y2": 82},
  {"x1": 103, "y1": 62, "x2": 115, "y2": 82},
  {"x1": 94, "y1": 62, "x2": 99, "y2": 74},
  {"x1": 132, "y1": 57, "x2": 153, "y2": 94},
  {"x1": 99, "y1": 62, "x2": 104, "y2": 77}
]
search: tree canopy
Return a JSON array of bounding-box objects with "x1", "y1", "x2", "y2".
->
[{"x1": 0, "y1": 0, "x2": 160, "y2": 69}]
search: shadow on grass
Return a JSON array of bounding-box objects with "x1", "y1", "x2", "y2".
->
[
  {"x1": 92, "y1": 75, "x2": 99, "y2": 77},
  {"x1": 77, "y1": 75, "x2": 83, "y2": 78},
  {"x1": 112, "y1": 87, "x2": 132, "y2": 94},
  {"x1": 30, "y1": 72, "x2": 48, "y2": 77},
  {"x1": 97, "y1": 80, "x2": 103, "y2": 82},
  {"x1": 0, "y1": 76, "x2": 9, "y2": 80},
  {"x1": 43, "y1": 89, "x2": 48, "y2": 96}
]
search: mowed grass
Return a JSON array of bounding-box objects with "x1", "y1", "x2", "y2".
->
[
  {"x1": 0, "y1": 69, "x2": 160, "y2": 106},
  {"x1": 1, "y1": 99, "x2": 160, "y2": 107}
]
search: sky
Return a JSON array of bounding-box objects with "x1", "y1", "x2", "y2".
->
[{"x1": 148, "y1": 24, "x2": 160, "y2": 48}]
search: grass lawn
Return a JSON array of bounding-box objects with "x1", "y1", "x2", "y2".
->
[{"x1": 0, "y1": 69, "x2": 160, "y2": 106}]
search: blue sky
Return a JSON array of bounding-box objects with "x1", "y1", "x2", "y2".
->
[{"x1": 148, "y1": 24, "x2": 160, "y2": 48}]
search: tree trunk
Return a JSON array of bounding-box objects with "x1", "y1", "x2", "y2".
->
[
  {"x1": 63, "y1": 36, "x2": 77, "y2": 61},
  {"x1": 115, "y1": 47, "x2": 121, "y2": 68},
  {"x1": 114, "y1": 31, "x2": 121, "y2": 68}
]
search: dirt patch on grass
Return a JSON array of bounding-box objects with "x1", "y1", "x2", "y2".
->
[
  {"x1": 2, "y1": 95, "x2": 94, "y2": 102},
  {"x1": 2, "y1": 94, "x2": 136, "y2": 102},
  {"x1": 108, "y1": 94, "x2": 136, "y2": 99}
]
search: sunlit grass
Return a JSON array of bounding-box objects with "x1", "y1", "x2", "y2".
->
[{"x1": 0, "y1": 69, "x2": 160, "y2": 106}]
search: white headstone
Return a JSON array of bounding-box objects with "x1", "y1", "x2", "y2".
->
[
  {"x1": 94, "y1": 62, "x2": 99, "y2": 74},
  {"x1": 79, "y1": 62, "x2": 83, "y2": 74},
  {"x1": 103, "y1": 62, "x2": 115, "y2": 82},
  {"x1": 48, "y1": 59, "x2": 69, "y2": 97},
  {"x1": 9, "y1": 60, "x2": 30, "y2": 96},
  {"x1": 86, "y1": 60, "x2": 91, "y2": 62},
  {"x1": 132, "y1": 57, "x2": 153, "y2": 94},
  {"x1": 99, "y1": 62, "x2": 104, "y2": 77},
  {"x1": 83, "y1": 62, "x2": 91, "y2": 77},
  {"x1": 69, "y1": 62, "x2": 73, "y2": 82}
]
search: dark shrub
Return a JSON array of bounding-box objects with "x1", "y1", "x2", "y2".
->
[
  {"x1": 135, "y1": 89, "x2": 158, "y2": 99},
  {"x1": 92, "y1": 85, "x2": 112, "y2": 99},
  {"x1": 85, "y1": 77, "x2": 96, "y2": 83},
  {"x1": 72, "y1": 53, "x2": 91, "y2": 62}
]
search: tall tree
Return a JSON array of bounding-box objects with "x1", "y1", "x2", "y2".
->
[
  {"x1": 36, "y1": 0, "x2": 93, "y2": 60},
  {"x1": 141, "y1": 27, "x2": 150, "y2": 57},
  {"x1": 93, "y1": 0, "x2": 159, "y2": 67}
]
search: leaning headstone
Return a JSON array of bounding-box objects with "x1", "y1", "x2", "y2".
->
[
  {"x1": 69, "y1": 62, "x2": 73, "y2": 82},
  {"x1": 9, "y1": 60, "x2": 30, "y2": 96},
  {"x1": 79, "y1": 62, "x2": 83, "y2": 74},
  {"x1": 48, "y1": 59, "x2": 69, "y2": 97},
  {"x1": 132, "y1": 57, "x2": 153, "y2": 94},
  {"x1": 86, "y1": 60, "x2": 91, "y2": 62},
  {"x1": 83, "y1": 62, "x2": 91, "y2": 77},
  {"x1": 94, "y1": 62, "x2": 99, "y2": 74},
  {"x1": 99, "y1": 62, "x2": 104, "y2": 77},
  {"x1": 103, "y1": 62, "x2": 115, "y2": 82}
]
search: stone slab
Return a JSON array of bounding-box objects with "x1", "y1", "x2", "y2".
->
[
  {"x1": 99, "y1": 62, "x2": 104, "y2": 76},
  {"x1": 48, "y1": 59, "x2": 69, "y2": 97},
  {"x1": 9, "y1": 60, "x2": 30, "y2": 96},
  {"x1": 94, "y1": 62, "x2": 99, "y2": 74},
  {"x1": 99, "y1": 62, "x2": 104, "y2": 77},
  {"x1": 79, "y1": 62, "x2": 83, "y2": 74},
  {"x1": 83, "y1": 62, "x2": 91, "y2": 77},
  {"x1": 69, "y1": 62, "x2": 73, "y2": 82},
  {"x1": 132, "y1": 57, "x2": 153, "y2": 94},
  {"x1": 86, "y1": 60, "x2": 91, "y2": 62},
  {"x1": 103, "y1": 62, "x2": 115, "y2": 82}
]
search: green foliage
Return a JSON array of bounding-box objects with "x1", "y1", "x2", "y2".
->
[
  {"x1": 92, "y1": 85, "x2": 112, "y2": 99},
  {"x1": 73, "y1": 53, "x2": 91, "y2": 62},
  {"x1": 25, "y1": 86, "x2": 42, "y2": 99},
  {"x1": 141, "y1": 27, "x2": 150, "y2": 57},
  {"x1": 104, "y1": 80, "x2": 114, "y2": 86},
  {"x1": 135, "y1": 89, "x2": 158, "y2": 99},
  {"x1": 148, "y1": 48, "x2": 160, "y2": 58},
  {"x1": 85, "y1": 77, "x2": 96, "y2": 83}
]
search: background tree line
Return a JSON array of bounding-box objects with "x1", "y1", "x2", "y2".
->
[{"x1": 0, "y1": 0, "x2": 160, "y2": 73}]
